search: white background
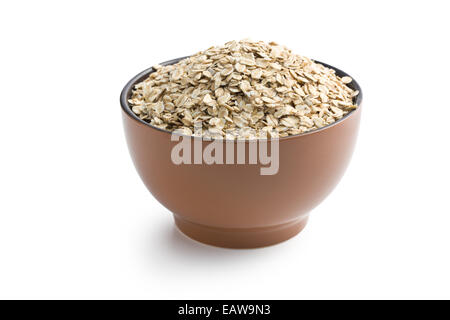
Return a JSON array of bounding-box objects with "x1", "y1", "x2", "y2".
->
[{"x1": 1, "y1": 0, "x2": 449, "y2": 300}]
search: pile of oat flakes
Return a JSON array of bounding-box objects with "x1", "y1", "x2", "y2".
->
[{"x1": 129, "y1": 40, "x2": 359, "y2": 139}]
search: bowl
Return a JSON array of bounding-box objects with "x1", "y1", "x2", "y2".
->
[{"x1": 120, "y1": 57, "x2": 362, "y2": 248}]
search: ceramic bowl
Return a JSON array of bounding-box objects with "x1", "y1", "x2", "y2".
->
[{"x1": 120, "y1": 57, "x2": 362, "y2": 248}]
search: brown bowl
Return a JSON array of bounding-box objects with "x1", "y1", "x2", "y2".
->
[{"x1": 120, "y1": 57, "x2": 362, "y2": 248}]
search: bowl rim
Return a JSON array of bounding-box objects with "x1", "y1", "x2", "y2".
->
[{"x1": 120, "y1": 56, "x2": 363, "y2": 141}]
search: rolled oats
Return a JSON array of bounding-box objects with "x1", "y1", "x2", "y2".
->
[{"x1": 129, "y1": 40, "x2": 359, "y2": 139}]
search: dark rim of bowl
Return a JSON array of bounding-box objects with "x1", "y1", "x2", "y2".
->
[{"x1": 120, "y1": 57, "x2": 363, "y2": 141}]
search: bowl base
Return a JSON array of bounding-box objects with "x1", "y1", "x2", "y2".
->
[{"x1": 173, "y1": 215, "x2": 308, "y2": 249}]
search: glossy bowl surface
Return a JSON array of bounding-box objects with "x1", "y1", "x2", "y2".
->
[{"x1": 121, "y1": 57, "x2": 362, "y2": 248}]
